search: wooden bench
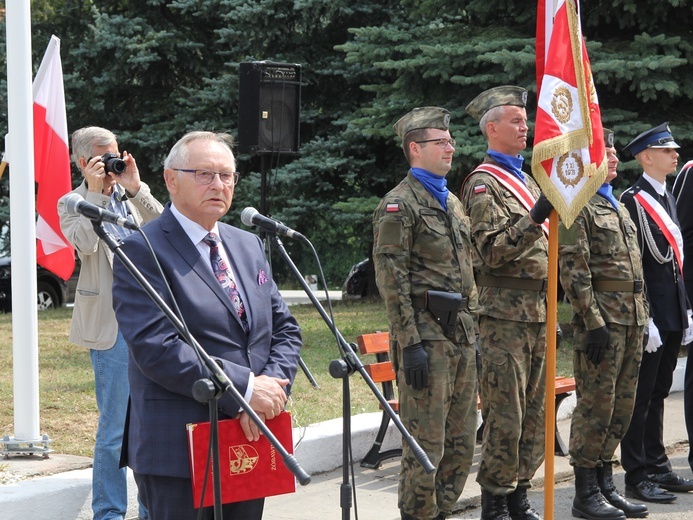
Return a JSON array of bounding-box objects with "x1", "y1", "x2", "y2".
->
[{"x1": 357, "y1": 331, "x2": 576, "y2": 469}]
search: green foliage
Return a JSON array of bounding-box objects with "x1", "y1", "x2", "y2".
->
[{"x1": 0, "y1": 0, "x2": 691, "y2": 287}]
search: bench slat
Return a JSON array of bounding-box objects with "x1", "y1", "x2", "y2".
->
[
  {"x1": 364, "y1": 361, "x2": 397, "y2": 384},
  {"x1": 357, "y1": 331, "x2": 390, "y2": 355}
]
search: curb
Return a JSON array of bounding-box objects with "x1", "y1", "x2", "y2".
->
[{"x1": 1, "y1": 358, "x2": 686, "y2": 520}]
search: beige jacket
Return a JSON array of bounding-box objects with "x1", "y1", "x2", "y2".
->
[{"x1": 58, "y1": 180, "x2": 163, "y2": 350}]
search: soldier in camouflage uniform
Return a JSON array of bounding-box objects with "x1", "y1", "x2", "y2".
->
[
  {"x1": 460, "y1": 86, "x2": 553, "y2": 520},
  {"x1": 558, "y1": 129, "x2": 648, "y2": 520},
  {"x1": 372, "y1": 107, "x2": 479, "y2": 520}
]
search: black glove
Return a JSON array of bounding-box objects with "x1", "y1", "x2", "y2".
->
[
  {"x1": 402, "y1": 343, "x2": 429, "y2": 390},
  {"x1": 529, "y1": 194, "x2": 553, "y2": 224},
  {"x1": 584, "y1": 326, "x2": 609, "y2": 365},
  {"x1": 643, "y1": 325, "x2": 650, "y2": 350}
]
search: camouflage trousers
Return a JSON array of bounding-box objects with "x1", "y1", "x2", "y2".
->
[
  {"x1": 476, "y1": 316, "x2": 547, "y2": 494},
  {"x1": 570, "y1": 322, "x2": 643, "y2": 468},
  {"x1": 395, "y1": 338, "x2": 477, "y2": 519}
]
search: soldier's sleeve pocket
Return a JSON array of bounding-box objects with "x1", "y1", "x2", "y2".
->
[
  {"x1": 375, "y1": 219, "x2": 406, "y2": 254},
  {"x1": 558, "y1": 222, "x2": 579, "y2": 246}
]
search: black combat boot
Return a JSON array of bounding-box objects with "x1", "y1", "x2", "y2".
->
[
  {"x1": 596, "y1": 463, "x2": 648, "y2": 518},
  {"x1": 507, "y1": 486, "x2": 541, "y2": 520},
  {"x1": 481, "y1": 489, "x2": 511, "y2": 520},
  {"x1": 572, "y1": 466, "x2": 626, "y2": 519}
]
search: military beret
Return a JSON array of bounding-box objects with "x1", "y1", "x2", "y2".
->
[
  {"x1": 466, "y1": 86, "x2": 528, "y2": 122},
  {"x1": 603, "y1": 128, "x2": 614, "y2": 148},
  {"x1": 393, "y1": 107, "x2": 451, "y2": 139},
  {"x1": 623, "y1": 122, "x2": 680, "y2": 157}
]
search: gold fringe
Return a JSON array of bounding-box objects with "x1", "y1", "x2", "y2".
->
[
  {"x1": 532, "y1": 129, "x2": 588, "y2": 164},
  {"x1": 533, "y1": 154, "x2": 608, "y2": 228}
]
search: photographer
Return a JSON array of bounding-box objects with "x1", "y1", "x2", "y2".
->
[{"x1": 57, "y1": 126, "x2": 163, "y2": 520}]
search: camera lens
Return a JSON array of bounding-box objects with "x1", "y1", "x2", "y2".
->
[{"x1": 101, "y1": 153, "x2": 126, "y2": 175}]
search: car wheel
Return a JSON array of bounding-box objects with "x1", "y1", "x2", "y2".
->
[{"x1": 36, "y1": 282, "x2": 59, "y2": 311}]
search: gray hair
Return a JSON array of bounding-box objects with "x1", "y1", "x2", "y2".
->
[
  {"x1": 164, "y1": 131, "x2": 236, "y2": 171},
  {"x1": 70, "y1": 127, "x2": 117, "y2": 170},
  {"x1": 479, "y1": 105, "x2": 505, "y2": 140}
]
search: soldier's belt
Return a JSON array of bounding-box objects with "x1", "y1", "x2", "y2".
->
[
  {"x1": 411, "y1": 290, "x2": 467, "y2": 337},
  {"x1": 592, "y1": 279, "x2": 643, "y2": 292},
  {"x1": 475, "y1": 274, "x2": 548, "y2": 292}
]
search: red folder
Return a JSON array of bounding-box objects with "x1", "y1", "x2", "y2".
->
[{"x1": 186, "y1": 411, "x2": 296, "y2": 507}]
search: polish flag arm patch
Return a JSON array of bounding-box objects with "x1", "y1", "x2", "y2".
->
[
  {"x1": 386, "y1": 203, "x2": 400, "y2": 212},
  {"x1": 473, "y1": 184, "x2": 487, "y2": 195}
]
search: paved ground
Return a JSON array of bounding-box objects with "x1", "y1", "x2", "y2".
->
[
  {"x1": 3, "y1": 390, "x2": 689, "y2": 519},
  {"x1": 262, "y1": 390, "x2": 693, "y2": 520}
]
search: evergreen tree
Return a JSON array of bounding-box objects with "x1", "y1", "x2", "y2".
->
[{"x1": 0, "y1": 0, "x2": 691, "y2": 288}]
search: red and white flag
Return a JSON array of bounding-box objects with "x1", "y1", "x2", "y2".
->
[
  {"x1": 532, "y1": 0, "x2": 607, "y2": 227},
  {"x1": 33, "y1": 36, "x2": 74, "y2": 280}
]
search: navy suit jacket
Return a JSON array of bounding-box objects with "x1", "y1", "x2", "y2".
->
[
  {"x1": 113, "y1": 205, "x2": 302, "y2": 478},
  {"x1": 621, "y1": 176, "x2": 688, "y2": 332}
]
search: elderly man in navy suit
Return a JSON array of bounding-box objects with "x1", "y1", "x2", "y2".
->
[{"x1": 112, "y1": 131, "x2": 302, "y2": 520}]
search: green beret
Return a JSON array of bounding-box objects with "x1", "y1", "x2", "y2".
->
[
  {"x1": 466, "y1": 86, "x2": 528, "y2": 122},
  {"x1": 603, "y1": 128, "x2": 614, "y2": 148},
  {"x1": 393, "y1": 107, "x2": 451, "y2": 139}
]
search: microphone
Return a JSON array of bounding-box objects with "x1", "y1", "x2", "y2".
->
[
  {"x1": 240, "y1": 207, "x2": 305, "y2": 241},
  {"x1": 64, "y1": 193, "x2": 139, "y2": 231}
]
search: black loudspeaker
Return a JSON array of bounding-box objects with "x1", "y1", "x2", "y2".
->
[{"x1": 238, "y1": 61, "x2": 301, "y2": 155}]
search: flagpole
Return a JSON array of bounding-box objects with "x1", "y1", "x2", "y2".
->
[
  {"x1": 544, "y1": 210, "x2": 559, "y2": 520},
  {"x1": 5, "y1": 0, "x2": 43, "y2": 445}
]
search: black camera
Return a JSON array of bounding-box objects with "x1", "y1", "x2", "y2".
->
[{"x1": 100, "y1": 152, "x2": 126, "y2": 175}]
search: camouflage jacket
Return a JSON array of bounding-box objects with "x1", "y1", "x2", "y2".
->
[
  {"x1": 372, "y1": 171, "x2": 478, "y2": 348},
  {"x1": 558, "y1": 193, "x2": 648, "y2": 329},
  {"x1": 460, "y1": 158, "x2": 548, "y2": 322}
]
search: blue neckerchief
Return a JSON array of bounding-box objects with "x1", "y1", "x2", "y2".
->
[
  {"x1": 488, "y1": 150, "x2": 525, "y2": 183},
  {"x1": 597, "y1": 183, "x2": 618, "y2": 210},
  {"x1": 411, "y1": 168, "x2": 449, "y2": 211}
]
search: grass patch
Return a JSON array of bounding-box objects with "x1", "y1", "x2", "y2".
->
[{"x1": 0, "y1": 300, "x2": 575, "y2": 457}]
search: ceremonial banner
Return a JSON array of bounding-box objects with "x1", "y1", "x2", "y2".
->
[
  {"x1": 187, "y1": 411, "x2": 296, "y2": 508},
  {"x1": 533, "y1": 0, "x2": 607, "y2": 227},
  {"x1": 33, "y1": 36, "x2": 75, "y2": 280}
]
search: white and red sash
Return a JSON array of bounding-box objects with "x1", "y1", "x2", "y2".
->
[
  {"x1": 470, "y1": 164, "x2": 549, "y2": 236},
  {"x1": 634, "y1": 190, "x2": 684, "y2": 275}
]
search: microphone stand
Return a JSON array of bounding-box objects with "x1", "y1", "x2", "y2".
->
[
  {"x1": 92, "y1": 222, "x2": 311, "y2": 519},
  {"x1": 261, "y1": 232, "x2": 319, "y2": 390},
  {"x1": 269, "y1": 235, "x2": 434, "y2": 520}
]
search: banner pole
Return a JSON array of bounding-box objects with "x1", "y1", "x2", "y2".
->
[{"x1": 544, "y1": 209, "x2": 559, "y2": 520}]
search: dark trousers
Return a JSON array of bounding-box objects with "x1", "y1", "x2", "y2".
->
[
  {"x1": 134, "y1": 472, "x2": 265, "y2": 520},
  {"x1": 686, "y1": 343, "x2": 693, "y2": 470},
  {"x1": 621, "y1": 329, "x2": 682, "y2": 486}
]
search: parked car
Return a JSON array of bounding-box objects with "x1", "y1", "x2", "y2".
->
[
  {"x1": 341, "y1": 258, "x2": 370, "y2": 300},
  {"x1": 0, "y1": 229, "x2": 79, "y2": 311}
]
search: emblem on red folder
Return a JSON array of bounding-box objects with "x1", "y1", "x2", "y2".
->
[
  {"x1": 229, "y1": 444, "x2": 259, "y2": 474},
  {"x1": 187, "y1": 412, "x2": 295, "y2": 507}
]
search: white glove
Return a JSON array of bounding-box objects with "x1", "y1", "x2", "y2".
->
[
  {"x1": 645, "y1": 318, "x2": 662, "y2": 353},
  {"x1": 682, "y1": 310, "x2": 693, "y2": 346}
]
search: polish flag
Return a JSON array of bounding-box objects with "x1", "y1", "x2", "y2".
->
[
  {"x1": 33, "y1": 36, "x2": 74, "y2": 280},
  {"x1": 532, "y1": 0, "x2": 607, "y2": 228}
]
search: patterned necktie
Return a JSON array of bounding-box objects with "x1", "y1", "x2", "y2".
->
[{"x1": 203, "y1": 233, "x2": 249, "y2": 333}]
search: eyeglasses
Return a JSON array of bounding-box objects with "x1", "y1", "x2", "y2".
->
[
  {"x1": 414, "y1": 138, "x2": 456, "y2": 149},
  {"x1": 174, "y1": 169, "x2": 239, "y2": 186}
]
